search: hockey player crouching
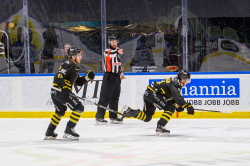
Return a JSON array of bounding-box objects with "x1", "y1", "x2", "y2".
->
[
  {"x1": 44, "y1": 47, "x2": 95, "y2": 140},
  {"x1": 122, "y1": 70, "x2": 194, "y2": 135}
]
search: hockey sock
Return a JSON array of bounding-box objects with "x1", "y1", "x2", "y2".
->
[
  {"x1": 135, "y1": 111, "x2": 147, "y2": 121},
  {"x1": 158, "y1": 110, "x2": 172, "y2": 126},
  {"x1": 49, "y1": 113, "x2": 62, "y2": 130},
  {"x1": 67, "y1": 110, "x2": 82, "y2": 128}
]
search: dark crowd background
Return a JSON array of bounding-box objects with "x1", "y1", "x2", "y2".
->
[{"x1": 0, "y1": 0, "x2": 250, "y2": 74}]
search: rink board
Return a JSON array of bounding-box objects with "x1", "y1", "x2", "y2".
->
[{"x1": 0, "y1": 72, "x2": 250, "y2": 118}]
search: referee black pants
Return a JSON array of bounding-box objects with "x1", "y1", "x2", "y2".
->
[{"x1": 95, "y1": 72, "x2": 121, "y2": 119}]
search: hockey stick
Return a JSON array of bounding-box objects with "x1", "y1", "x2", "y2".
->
[
  {"x1": 69, "y1": 93, "x2": 126, "y2": 115},
  {"x1": 194, "y1": 108, "x2": 232, "y2": 114},
  {"x1": 0, "y1": 64, "x2": 15, "y2": 72}
]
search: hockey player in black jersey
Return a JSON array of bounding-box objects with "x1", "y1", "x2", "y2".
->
[
  {"x1": 122, "y1": 70, "x2": 194, "y2": 135},
  {"x1": 44, "y1": 47, "x2": 95, "y2": 140}
]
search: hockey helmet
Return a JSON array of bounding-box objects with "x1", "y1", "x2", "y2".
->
[
  {"x1": 108, "y1": 34, "x2": 118, "y2": 44},
  {"x1": 178, "y1": 70, "x2": 191, "y2": 82},
  {"x1": 66, "y1": 47, "x2": 82, "y2": 59}
]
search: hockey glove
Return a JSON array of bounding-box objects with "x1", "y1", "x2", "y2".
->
[
  {"x1": 186, "y1": 103, "x2": 194, "y2": 115},
  {"x1": 176, "y1": 107, "x2": 184, "y2": 112},
  {"x1": 85, "y1": 70, "x2": 95, "y2": 81}
]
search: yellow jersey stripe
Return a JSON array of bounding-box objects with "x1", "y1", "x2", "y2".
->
[
  {"x1": 63, "y1": 86, "x2": 72, "y2": 91},
  {"x1": 160, "y1": 88, "x2": 165, "y2": 94},
  {"x1": 147, "y1": 86, "x2": 156, "y2": 92},
  {"x1": 64, "y1": 80, "x2": 71, "y2": 86}
]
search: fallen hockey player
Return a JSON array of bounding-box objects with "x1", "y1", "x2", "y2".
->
[{"x1": 121, "y1": 70, "x2": 194, "y2": 135}]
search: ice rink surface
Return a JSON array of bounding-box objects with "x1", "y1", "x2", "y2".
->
[{"x1": 0, "y1": 118, "x2": 250, "y2": 166}]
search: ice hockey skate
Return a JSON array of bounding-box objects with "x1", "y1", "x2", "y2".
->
[
  {"x1": 44, "y1": 129, "x2": 58, "y2": 140},
  {"x1": 118, "y1": 105, "x2": 129, "y2": 119},
  {"x1": 95, "y1": 118, "x2": 108, "y2": 125},
  {"x1": 110, "y1": 118, "x2": 123, "y2": 124},
  {"x1": 121, "y1": 106, "x2": 140, "y2": 118},
  {"x1": 63, "y1": 126, "x2": 79, "y2": 140},
  {"x1": 156, "y1": 124, "x2": 170, "y2": 136}
]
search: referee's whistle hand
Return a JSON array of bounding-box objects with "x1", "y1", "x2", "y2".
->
[{"x1": 118, "y1": 49, "x2": 123, "y2": 54}]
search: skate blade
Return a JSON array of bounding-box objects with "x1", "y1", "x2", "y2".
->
[
  {"x1": 95, "y1": 122, "x2": 108, "y2": 125},
  {"x1": 110, "y1": 121, "x2": 123, "y2": 124},
  {"x1": 44, "y1": 136, "x2": 57, "y2": 140},
  {"x1": 118, "y1": 105, "x2": 129, "y2": 119},
  {"x1": 63, "y1": 134, "x2": 79, "y2": 140},
  {"x1": 156, "y1": 132, "x2": 170, "y2": 136}
]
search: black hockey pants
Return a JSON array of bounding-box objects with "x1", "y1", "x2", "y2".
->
[
  {"x1": 48, "y1": 88, "x2": 84, "y2": 130},
  {"x1": 139, "y1": 89, "x2": 176, "y2": 126}
]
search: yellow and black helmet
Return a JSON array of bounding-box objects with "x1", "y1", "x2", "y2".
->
[
  {"x1": 66, "y1": 47, "x2": 82, "y2": 59},
  {"x1": 178, "y1": 70, "x2": 191, "y2": 80}
]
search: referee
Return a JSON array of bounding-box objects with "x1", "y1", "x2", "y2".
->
[{"x1": 95, "y1": 34, "x2": 125, "y2": 125}]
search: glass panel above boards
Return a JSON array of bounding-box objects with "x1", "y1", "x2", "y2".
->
[
  {"x1": 0, "y1": 0, "x2": 25, "y2": 74},
  {"x1": 106, "y1": 0, "x2": 182, "y2": 73},
  {"x1": 187, "y1": 0, "x2": 250, "y2": 72},
  {"x1": 27, "y1": 0, "x2": 102, "y2": 74}
]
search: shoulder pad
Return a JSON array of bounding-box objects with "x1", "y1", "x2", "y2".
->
[
  {"x1": 62, "y1": 59, "x2": 70, "y2": 64},
  {"x1": 171, "y1": 77, "x2": 181, "y2": 88}
]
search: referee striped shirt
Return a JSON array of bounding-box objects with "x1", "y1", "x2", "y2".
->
[{"x1": 104, "y1": 48, "x2": 122, "y2": 74}]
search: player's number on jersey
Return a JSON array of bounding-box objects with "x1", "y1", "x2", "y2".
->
[{"x1": 58, "y1": 73, "x2": 63, "y2": 78}]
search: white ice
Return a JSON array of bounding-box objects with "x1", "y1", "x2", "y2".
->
[{"x1": 0, "y1": 118, "x2": 250, "y2": 166}]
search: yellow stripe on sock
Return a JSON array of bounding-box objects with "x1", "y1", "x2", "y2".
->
[
  {"x1": 51, "y1": 120, "x2": 58, "y2": 126},
  {"x1": 69, "y1": 118, "x2": 78, "y2": 124},
  {"x1": 161, "y1": 116, "x2": 170, "y2": 122},
  {"x1": 139, "y1": 112, "x2": 145, "y2": 120},
  {"x1": 72, "y1": 111, "x2": 81, "y2": 116},
  {"x1": 162, "y1": 113, "x2": 171, "y2": 119},
  {"x1": 142, "y1": 113, "x2": 147, "y2": 121},
  {"x1": 52, "y1": 117, "x2": 60, "y2": 123},
  {"x1": 136, "y1": 111, "x2": 142, "y2": 119},
  {"x1": 163, "y1": 111, "x2": 172, "y2": 116},
  {"x1": 70, "y1": 114, "x2": 80, "y2": 120},
  {"x1": 54, "y1": 114, "x2": 62, "y2": 120}
]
